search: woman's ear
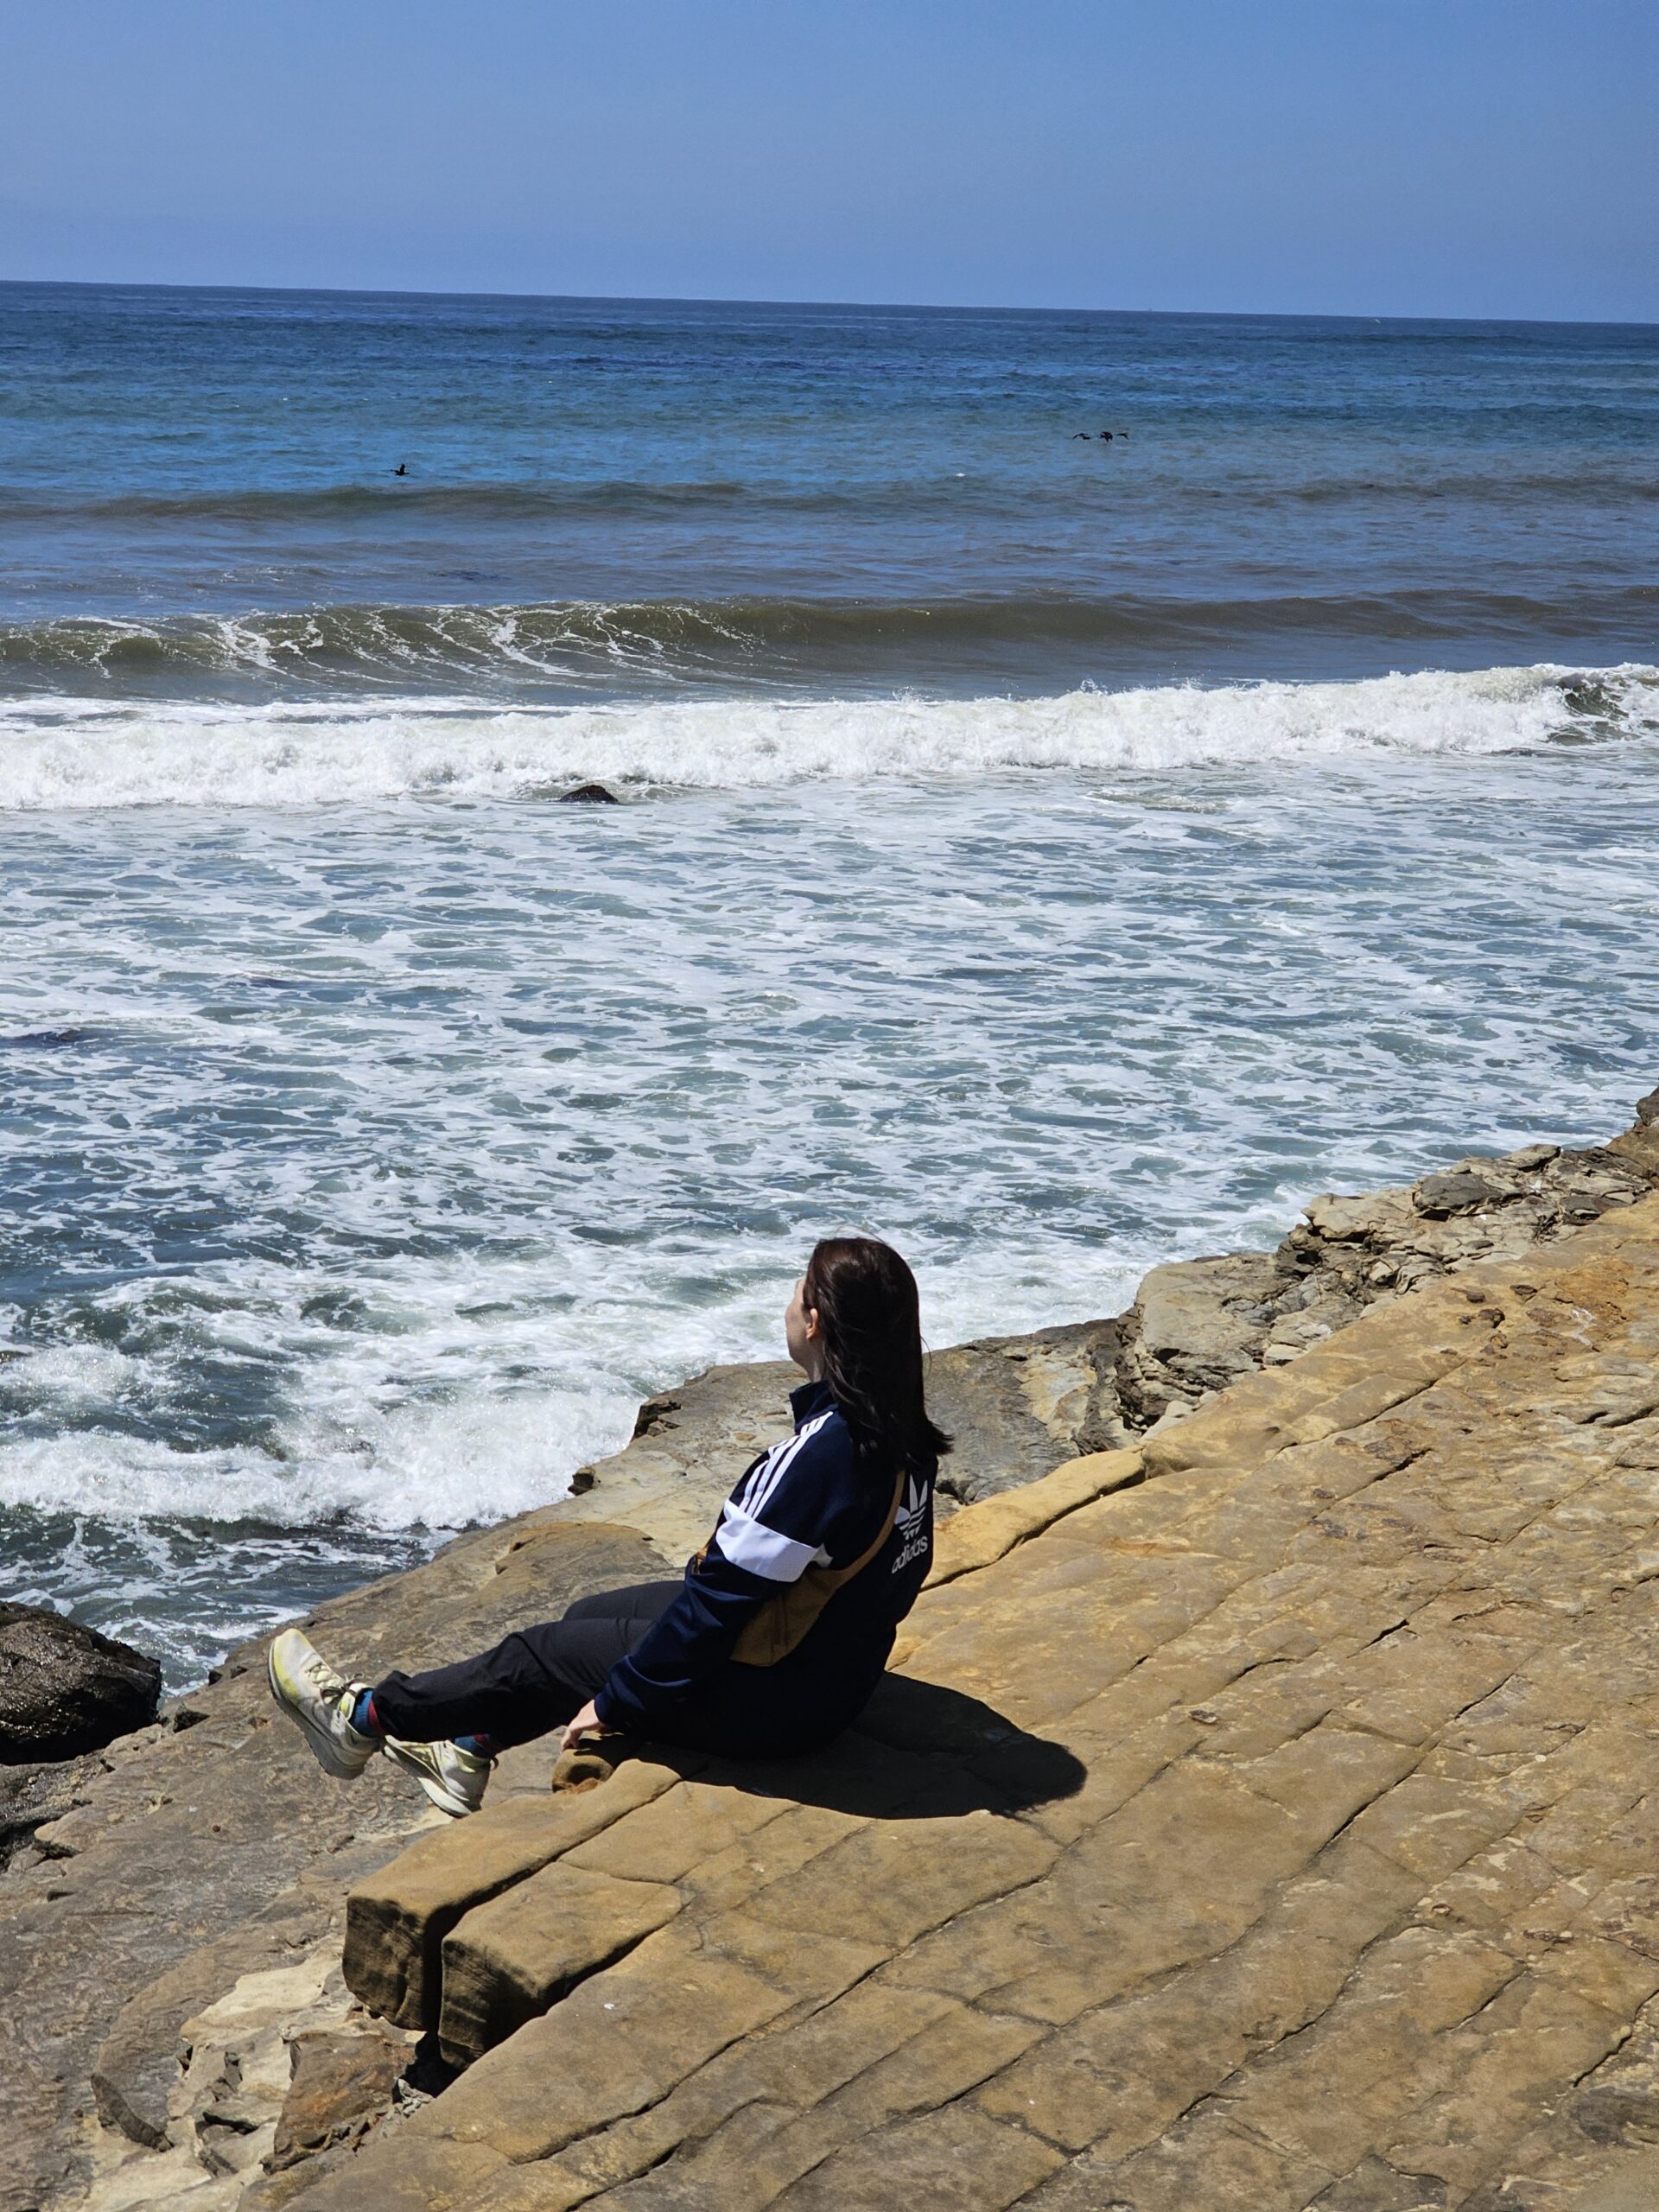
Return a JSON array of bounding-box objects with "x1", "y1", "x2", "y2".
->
[{"x1": 804, "y1": 1305, "x2": 822, "y2": 1342}]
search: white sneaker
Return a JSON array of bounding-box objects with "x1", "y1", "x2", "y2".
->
[
  {"x1": 380, "y1": 1735, "x2": 493, "y2": 1819},
  {"x1": 267, "y1": 1629, "x2": 376, "y2": 1780}
]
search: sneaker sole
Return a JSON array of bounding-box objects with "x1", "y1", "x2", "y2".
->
[
  {"x1": 381, "y1": 1738, "x2": 486, "y2": 1819},
  {"x1": 266, "y1": 1635, "x2": 372, "y2": 1781}
]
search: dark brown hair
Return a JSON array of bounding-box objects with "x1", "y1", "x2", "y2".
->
[{"x1": 803, "y1": 1236, "x2": 951, "y2": 1475}]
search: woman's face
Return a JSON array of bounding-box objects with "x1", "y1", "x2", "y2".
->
[{"x1": 785, "y1": 1274, "x2": 822, "y2": 1373}]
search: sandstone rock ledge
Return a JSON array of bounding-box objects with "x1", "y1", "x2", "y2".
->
[
  {"x1": 256, "y1": 1192, "x2": 1659, "y2": 2211},
  {"x1": 4, "y1": 1096, "x2": 1657, "y2": 2212}
]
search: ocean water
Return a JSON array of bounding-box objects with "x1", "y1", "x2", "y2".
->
[{"x1": 1, "y1": 283, "x2": 1656, "y2": 1686}]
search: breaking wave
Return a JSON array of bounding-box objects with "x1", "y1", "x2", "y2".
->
[
  {"x1": 0, "y1": 661, "x2": 1652, "y2": 812},
  {"x1": 3, "y1": 592, "x2": 1656, "y2": 698}
]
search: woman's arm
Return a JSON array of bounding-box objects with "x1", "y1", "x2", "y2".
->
[
  {"x1": 579, "y1": 1402, "x2": 859, "y2": 1742},
  {"x1": 586, "y1": 1546, "x2": 776, "y2": 1734}
]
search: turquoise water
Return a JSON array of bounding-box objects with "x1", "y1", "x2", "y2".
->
[{"x1": 1, "y1": 284, "x2": 1655, "y2": 1683}]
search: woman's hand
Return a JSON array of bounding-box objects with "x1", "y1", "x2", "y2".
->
[{"x1": 562, "y1": 1698, "x2": 603, "y2": 1751}]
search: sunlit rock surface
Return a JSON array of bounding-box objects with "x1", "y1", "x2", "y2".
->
[{"x1": 5, "y1": 1095, "x2": 1658, "y2": 2211}]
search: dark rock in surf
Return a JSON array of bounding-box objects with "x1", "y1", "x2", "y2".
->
[
  {"x1": 559, "y1": 783, "x2": 620, "y2": 805},
  {"x1": 0, "y1": 1605, "x2": 162, "y2": 1764}
]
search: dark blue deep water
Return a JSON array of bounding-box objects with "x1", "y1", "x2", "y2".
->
[{"x1": 2, "y1": 284, "x2": 1655, "y2": 692}]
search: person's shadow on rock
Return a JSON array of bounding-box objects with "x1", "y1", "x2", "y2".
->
[{"x1": 652, "y1": 1675, "x2": 1086, "y2": 1821}]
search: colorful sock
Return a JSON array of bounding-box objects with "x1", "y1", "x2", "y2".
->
[
  {"x1": 351, "y1": 1689, "x2": 384, "y2": 1737},
  {"x1": 454, "y1": 1733, "x2": 493, "y2": 1758}
]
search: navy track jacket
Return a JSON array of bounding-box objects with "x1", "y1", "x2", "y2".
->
[{"x1": 593, "y1": 1379, "x2": 935, "y2": 1756}]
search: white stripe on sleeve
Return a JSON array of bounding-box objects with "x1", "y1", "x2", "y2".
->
[
  {"x1": 714, "y1": 1497, "x2": 832, "y2": 1584},
  {"x1": 734, "y1": 1436, "x2": 789, "y2": 1513},
  {"x1": 746, "y1": 1408, "x2": 836, "y2": 1522}
]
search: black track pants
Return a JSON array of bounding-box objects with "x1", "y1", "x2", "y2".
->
[{"x1": 367, "y1": 1580, "x2": 682, "y2": 1750}]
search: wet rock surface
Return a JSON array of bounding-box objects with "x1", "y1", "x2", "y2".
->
[{"x1": 0, "y1": 1605, "x2": 162, "y2": 1765}]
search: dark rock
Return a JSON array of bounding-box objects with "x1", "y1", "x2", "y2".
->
[
  {"x1": 1412, "y1": 1167, "x2": 1502, "y2": 1217},
  {"x1": 1637, "y1": 1087, "x2": 1659, "y2": 1127},
  {"x1": 632, "y1": 1393, "x2": 683, "y2": 1439},
  {"x1": 559, "y1": 782, "x2": 620, "y2": 804},
  {"x1": 0, "y1": 1754, "x2": 100, "y2": 1871},
  {"x1": 0, "y1": 1605, "x2": 161, "y2": 1764},
  {"x1": 0, "y1": 1027, "x2": 90, "y2": 1049},
  {"x1": 270, "y1": 2024, "x2": 410, "y2": 2171},
  {"x1": 931, "y1": 1319, "x2": 1128, "y2": 1505}
]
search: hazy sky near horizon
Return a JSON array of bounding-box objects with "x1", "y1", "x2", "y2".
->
[{"x1": 4, "y1": 0, "x2": 1655, "y2": 321}]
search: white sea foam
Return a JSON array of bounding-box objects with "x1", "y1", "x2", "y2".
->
[
  {"x1": 0, "y1": 663, "x2": 1651, "y2": 811},
  {"x1": 3, "y1": 711, "x2": 1656, "y2": 1683},
  {"x1": 0, "y1": 1236, "x2": 1151, "y2": 1533},
  {"x1": 0, "y1": 1389, "x2": 631, "y2": 1532}
]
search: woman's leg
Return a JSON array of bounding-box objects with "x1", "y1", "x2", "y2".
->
[{"x1": 367, "y1": 1580, "x2": 681, "y2": 1751}]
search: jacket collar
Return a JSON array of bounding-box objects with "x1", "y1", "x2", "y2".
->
[{"x1": 788, "y1": 1376, "x2": 836, "y2": 1427}]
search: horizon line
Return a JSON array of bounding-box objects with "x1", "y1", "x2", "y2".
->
[{"x1": 3, "y1": 273, "x2": 1655, "y2": 335}]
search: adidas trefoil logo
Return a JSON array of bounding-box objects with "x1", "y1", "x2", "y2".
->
[
  {"x1": 896, "y1": 1476, "x2": 928, "y2": 1535},
  {"x1": 892, "y1": 1475, "x2": 929, "y2": 1571}
]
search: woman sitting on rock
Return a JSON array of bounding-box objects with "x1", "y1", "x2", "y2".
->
[{"x1": 268, "y1": 1236, "x2": 950, "y2": 1815}]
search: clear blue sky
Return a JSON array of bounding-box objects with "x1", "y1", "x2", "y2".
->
[{"x1": 4, "y1": 0, "x2": 1655, "y2": 321}]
